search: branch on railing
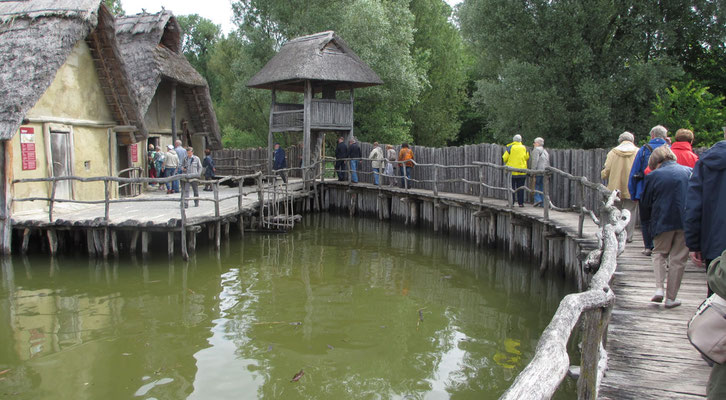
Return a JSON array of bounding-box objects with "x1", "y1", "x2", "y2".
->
[{"x1": 501, "y1": 190, "x2": 629, "y2": 400}]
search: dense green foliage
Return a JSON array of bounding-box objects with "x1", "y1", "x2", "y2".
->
[
  {"x1": 651, "y1": 81, "x2": 725, "y2": 147},
  {"x1": 104, "y1": 0, "x2": 124, "y2": 16},
  {"x1": 173, "y1": 1, "x2": 725, "y2": 148}
]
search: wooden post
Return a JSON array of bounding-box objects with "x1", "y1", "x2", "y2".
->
[
  {"x1": 189, "y1": 230, "x2": 197, "y2": 252},
  {"x1": 268, "y1": 89, "x2": 276, "y2": 174},
  {"x1": 239, "y1": 215, "x2": 245, "y2": 237},
  {"x1": 110, "y1": 230, "x2": 118, "y2": 256},
  {"x1": 87, "y1": 229, "x2": 97, "y2": 256},
  {"x1": 180, "y1": 180, "x2": 188, "y2": 260},
  {"x1": 507, "y1": 172, "x2": 514, "y2": 208},
  {"x1": 578, "y1": 181, "x2": 585, "y2": 238},
  {"x1": 0, "y1": 140, "x2": 13, "y2": 254},
  {"x1": 215, "y1": 222, "x2": 221, "y2": 251},
  {"x1": 433, "y1": 165, "x2": 439, "y2": 197},
  {"x1": 479, "y1": 165, "x2": 485, "y2": 204},
  {"x1": 171, "y1": 82, "x2": 178, "y2": 144},
  {"x1": 578, "y1": 306, "x2": 612, "y2": 399},
  {"x1": 141, "y1": 232, "x2": 150, "y2": 256},
  {"x1": 238, "y1": 177, "x2": 244, "y2": 212},
  {"x1": 104, "y1": 180, "x2": 110, "y2": 222},
  {"x1": 47, "y1": 229, "x2": 58, "y2": 256},
  {"x1": 21, "y1": 228, "x2": 30, "y2": 254},
  {"x1": 543, "y1": 172, "x2": 550, "y2": 222},
  {"x1": 102, "y1": 228, "x2": 109, "y2": 259},
  {"x1": 303, "y1": 80, "x2": 312, "y2": 172},
  {"x1": 130, "y1": 231, "x2": 139, "y2": 254},
  {"x1": 167, "y1": 231, "x2": 174, "y2": 258},
  {"x1": 49, "y1": 179, "x2": 57, "y2": 222},
  {"x1": 257, "y1": 174, "x2": 264, "y2": 229},
  {"x1": 213, "y1": 182, "x2": 220, "y2": 217}
]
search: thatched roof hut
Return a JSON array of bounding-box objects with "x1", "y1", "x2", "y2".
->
[
  {"x1": 115, "y1": 11, "x2": 222, "y2": 149},
  {"x1": 247, "y1": 31, "x2": 383, "y2": 92},
  {"x1": 0, "y1": 0, "x2": 146, "y2": 141}
]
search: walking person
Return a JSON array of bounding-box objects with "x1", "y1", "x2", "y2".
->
[
  {"x1": 530, "y1": 137, "x2": 549, "y2": 207},
  {"x1": 385, "y1": 144, "x2": 397, "y2": 186},
  {"x1": 348, "y1": 137, "x2": 361, "y2": 183},
  {"x1": 503, "y1": 134, "x2": 529, "y2": 207},
  {"x1": 202, "y1": 148, "x2": 216, "y2": 191},
  {"x1": 174, "y1": 139, "x2": 187, "y2": 178},
  {"x1": 182, "y1": 147, "x2": 203, "y2": 208},
  {"x1": 369, "y1": 141, "x2": 384, "y2": 185},
  {"x1": 671, "y1": 128, "x2": 699, "y2": 168},
  {"x1": 163, "y1": 144, "x2": 180, "y2": 193},
  {"x1": 153, "y1": 145, "x2": 166, "y2": 191},
  {"x1": 639, "y1": 146, "x2": 692, "y2": 308},
  {"x1": 628, "y1": 125, "x2": 669, "y2": 255},
  {"x1": 147, "y1": 143, "x2": 157, "y2": 183},
  {"x1": 273, "y1": 143, "x2": 287, "y2": 184},
  {"x1": 398, "y1": 143, "x2": 414, "y2": 188},
  {"x1": 601, "y1": 132, "x2": 639, "y2": 242},
  {"x1": 685, "y1": 129, "x2": 726, "y2": 297},
  {"x1": 335, "y1": 137, "x2": 348, "y2": 181}
]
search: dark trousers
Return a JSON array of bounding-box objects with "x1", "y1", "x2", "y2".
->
[
  {"x1": 335, "y1": 161, "x2": 346, "y2": 181},
  {"x1": 275, "y1": 169, "x2": 287, "y2": 183},
  {"x1": 512, "y1": 176, "x2": 526, "y2": 205},
  {"x1": 641, "y1": 220, "x2": 654, "y2": 249}
]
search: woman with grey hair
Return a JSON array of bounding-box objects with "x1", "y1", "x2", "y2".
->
[
  {"x1": 530, "y1": 137, "x2": 549, "y2": 207},
  {"x1": 639, "y1": 145, "x2": 692, "y2": 308}
]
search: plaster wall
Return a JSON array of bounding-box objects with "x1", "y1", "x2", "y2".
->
[{"x1": 11, "y1": 40, "x2": 129, "y2": 213}]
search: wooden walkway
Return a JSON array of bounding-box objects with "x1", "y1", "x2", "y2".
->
[{"x1": 600, "y1": 231, "x2": 710, "y2": 399}]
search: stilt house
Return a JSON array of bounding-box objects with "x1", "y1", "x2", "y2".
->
[
  {"x1": 115, "y1": 11, "x2": 222, "y2": 162},
  {"x1": 0, "y1": 0, "x2": 147, "y2": 252},
  {"x1": 246, "y1": 31, "x2": 382, "y2": 171}
]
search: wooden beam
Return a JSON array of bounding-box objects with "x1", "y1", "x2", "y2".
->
[
  {"x1": 171, "y1": 82, "x2": 178, "y2": 144},
  {"x1": 303, "y1": 80, "x2": 312, "y2": 171},
  {"x1": 268, "y1": 89, "x2": 276, "y2": 174}
]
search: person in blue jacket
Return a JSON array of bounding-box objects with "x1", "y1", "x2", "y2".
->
[
  {"x1": 639, "y1": 146, "x2": 692, "y2": 308},
  {"x1": 685, "y1": 130, "x2": 726, "y2": 297},
  {"x1": 273, "y1": 143, "x2": 287, "y2": 183},
  {"x1": 628, "y1": 125, "x2": 669, "y2": 255}
]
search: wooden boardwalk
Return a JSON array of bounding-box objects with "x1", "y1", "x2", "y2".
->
[{"x1": 600, "y1": 231, "x2": 710, "y2": 399}]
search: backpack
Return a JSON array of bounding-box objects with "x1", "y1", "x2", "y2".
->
[{"x1": 632, "y1": 144, "x2": 653, "y2": 180}]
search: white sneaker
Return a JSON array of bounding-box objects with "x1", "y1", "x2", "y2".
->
[
  {"x1": 650, "y1": 289, "x2": 664, "y2": 303},
  {"x1": 664, "y1": 299, "x2": 681, "y2": 309}
]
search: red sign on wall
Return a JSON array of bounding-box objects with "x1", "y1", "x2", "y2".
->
[
  {"x1": 20, "y1": 127, "x2": 36, "y2": 170},
  {"x1": 130, "y1": 143, "x2": 138, "y2": 163}
]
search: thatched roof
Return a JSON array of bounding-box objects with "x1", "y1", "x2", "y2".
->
[
  {"x1": 0, "y1": 1, "x2": 146, "y2": 141},
  {"x1": 115, "y1": 11, "x2": 222, "y2": 149},
  {"x1": 247, "y1": 31, "x2": 383, "y2": 92}
]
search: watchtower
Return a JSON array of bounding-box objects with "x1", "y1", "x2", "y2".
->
[{"x1": 247, "y1": 31, "x2": 382, "y2": 172}]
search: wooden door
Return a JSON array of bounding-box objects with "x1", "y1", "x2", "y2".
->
[{"x1": 50, "y1": 131, "x2": 73, "y2": 199}]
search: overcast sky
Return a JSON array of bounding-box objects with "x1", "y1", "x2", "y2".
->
[{"x1": 121, "y1": 0, "x2": 462, "y2": 34}]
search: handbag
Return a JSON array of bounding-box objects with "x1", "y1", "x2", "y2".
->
[{"x1": 687, "y1": 294, "x2": 726, "y2": 365}]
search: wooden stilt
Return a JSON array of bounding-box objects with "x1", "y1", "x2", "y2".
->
[
  {"x1": 130, "y1": 231, "x2": 140, "y2": 254},
  {"x1": 102, "y1": 228, "x2": 109, "y2": 259},
  {"x1": 215, "y1": 221, "x2": 221, "y2": 250},
  {"x1": 141, "y1": 232, "x2": 150, "y2": 256},
  {"x1": 93, "y1": 229, "x2": 104, "y2": 255},
  {"x1": 87, "y1": 230, "x2": 97, "y2": 256},
  {"x1": 110, "y1": 230, "x2": 118, "y2": 256},
  {"x1": 189, "y1": 230, "x2": 197, "y2": 252},
  {"x1": 223, "y1": 222, "x2": 230, "y2": 238},
  {"x1": 21, "y1": 228, "x2": 30, "y2": 254},
  {"x1": 239, "y1": 215, "x2": 245, "y2": 237},
  {"x1": 208, "y1": 223, "x2": 215, "y2": 240},
  {"x1": 47, "y1": 229, "x2": 58, "y2": 256},
  {"x1": 167, "y1": 231, "x2": 174, "y2": 258}
]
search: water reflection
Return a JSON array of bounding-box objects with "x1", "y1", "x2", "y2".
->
[{"x1": 0, "y1": 214, "x2": 576, "y2": 399}]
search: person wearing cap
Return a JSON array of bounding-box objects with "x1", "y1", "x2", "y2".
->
[
  {"x1": 602, "y1": 131, "x2": 639, "y2": 242},
  {"x1": 273, "y1": 142, "x2": 287, "y2": 183},
  {"x1": 164, "y1": 144, "x2": 180, "y2": 193},
  {"x1": 502, "y1": 134, "x2": 529, "y2": 207}
]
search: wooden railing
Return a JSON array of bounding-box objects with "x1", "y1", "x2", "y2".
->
[{"x1": 12, "y1": 171, "x2": 264, "y2": 259}]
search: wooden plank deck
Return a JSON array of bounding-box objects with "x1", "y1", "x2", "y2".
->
[
  {"x1": 11, "y1": 178, "x2": 306, "y2": 229},
  {"x1": 599, "y1": 231, "x2": 710, "y2": 399}
]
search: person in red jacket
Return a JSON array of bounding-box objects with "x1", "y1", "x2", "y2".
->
[{"x1": 671, "y1": 128, "x2": 699, "y2": 168}]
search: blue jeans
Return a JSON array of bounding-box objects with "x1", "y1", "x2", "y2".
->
[
  {"x1": 373, "y1": 168, "x2": 380, "y2": 185},
  {"x1": 350, "y1": 160, "x2": 359, "y2": 183},
  {"x1": 534, "y1": 175, "x2": 543, "y2": 205},
  {"x1": 163, "y1": 168, "x2": 178, "y2": 192},
  {"x1": 400, "y1": 166, "x2": 412, "y2": 187}
]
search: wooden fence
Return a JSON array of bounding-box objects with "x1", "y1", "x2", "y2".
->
[{"x1": 213, "y1": 142, "x2": 609, "y2": 212}]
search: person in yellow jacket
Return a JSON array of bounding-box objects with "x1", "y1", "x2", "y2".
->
[{"x1": 503, "y1": 134, "x2": 530, "y2": 207}]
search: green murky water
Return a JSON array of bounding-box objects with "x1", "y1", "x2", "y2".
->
[{"x1": 0, "y1": 214, "x2": 576, "y2": 399}]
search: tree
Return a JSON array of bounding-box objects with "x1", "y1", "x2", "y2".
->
[
  {"x1": 177, "y1": 15, "x2": 222, "y2": 99},
  {"x1": 459, "y1": 0, "x2": 724, "y2": 148},
  {"x1": 104, "y1": 0, "x2": 124, "y2": 16},
  {"x1": 651, "y1": 80, "x2": 725, "y2": 147},
  {"x1": 408, "y1": 0, "x2": 468, "y2": 146}
]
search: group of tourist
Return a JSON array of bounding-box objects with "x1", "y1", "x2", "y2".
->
[
  {"x1": 501, "y1": 134, "x2": 550, "y2": 207},
  {"x1": 334, "y1": 137, "x2": 415, "y2": 187},
  {"x1": 147, "y1": 140, "x2": 217, "y2": 208}
]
